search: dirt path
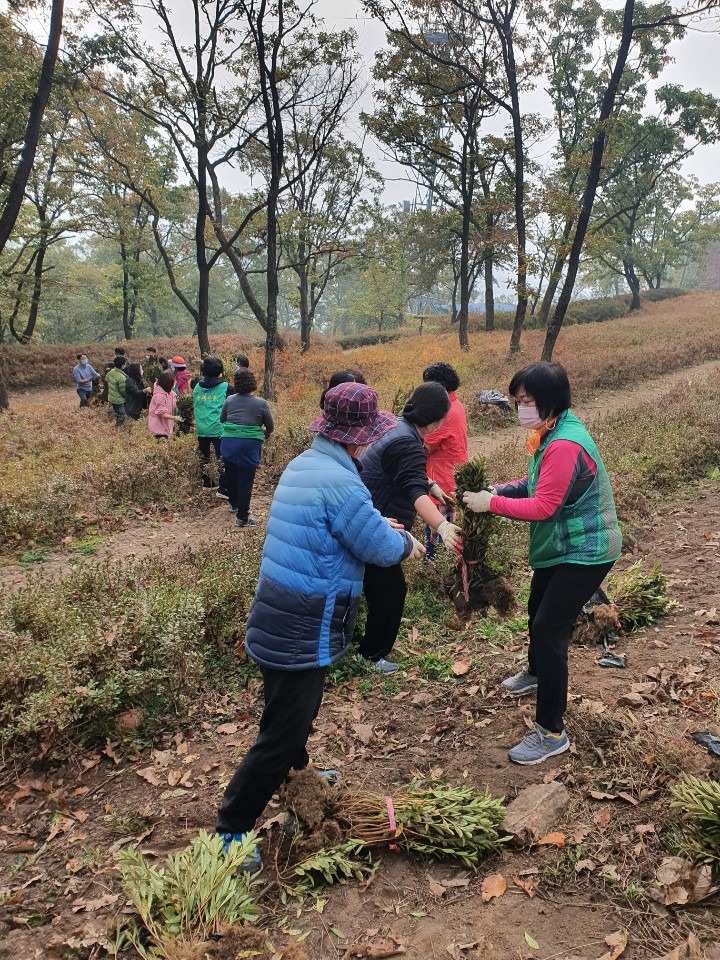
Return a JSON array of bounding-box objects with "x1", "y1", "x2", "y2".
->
[
  {"x1": 2, "y1": 486, "x2": 720, "y2": 959},
  {"x1": 469, "y1": 358, "x2": 720, "y2": 459},
  {"x1": 3, "y1": 358, "x2": 718, "y2": 593}
]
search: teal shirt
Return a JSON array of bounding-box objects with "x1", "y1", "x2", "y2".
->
[{"x1": 527, "y1": 411, "x2": 622, "y2": 568}]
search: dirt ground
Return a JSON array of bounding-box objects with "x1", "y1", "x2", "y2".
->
[{"x1": 2, "y1": 483, "x2": 720, "y2": 959}]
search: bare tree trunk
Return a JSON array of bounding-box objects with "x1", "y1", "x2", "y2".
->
[
  {"x1": 0, "y1": 365, "x2": 8, "y2": 411},
  {"x1": 536, "y1": 219, "x2": 574, "y2": 326},
  {"x1": 11, "y1": 234, "x2": 47, "y2": 344},
  {"x1": 542, "y1": 0, "x2": 636, "y2": 362},
  {"x1": 458, "y1": 197, "x2": 470, "y2": 350},
  {"x1": 0, "y1": 0, "x2": 64, "y2": 255},
  {"x1": 623, "y1": 259, "x2": 641, "y2": 310},
  {"x1": 484, "y1": 251, "x2": 495, "y2": 331}
]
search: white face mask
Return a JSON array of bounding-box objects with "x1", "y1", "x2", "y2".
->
[{"x1": 517, "y1": 405, "x2": 546, "y2": 430}]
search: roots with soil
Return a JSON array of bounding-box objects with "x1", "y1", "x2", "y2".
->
[{"x1": 449, "y1": 458, "x2": 515, "y2": 616}]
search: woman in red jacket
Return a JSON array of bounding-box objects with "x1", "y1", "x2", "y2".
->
[{"x1": 422, "y1": 363, "x2": 469, "y2": 557}]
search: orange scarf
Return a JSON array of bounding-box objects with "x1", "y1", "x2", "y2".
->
[{"x1": 526, "y1": 417, "x2": 558, "y2": 455}]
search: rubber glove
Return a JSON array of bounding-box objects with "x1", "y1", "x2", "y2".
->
[
  {"x1": 437, "y1": 520, "x2": 462, "y2": 552},
  {"x1": 406, "y1": 534, "x2": 426, "y2": 560},
  {"x1": 462, "y1": 490, "x2": 493, "y2": 513},
  {"x1": 429, "y1": 481, "x2": 454, "y2": 507}
]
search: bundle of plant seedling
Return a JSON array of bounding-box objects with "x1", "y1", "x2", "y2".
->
[
  {"x1": 608, "y1": 559, "x2": 676, "y2": 631},
  {"x1": 450, "y1": 457, "x2": 515, "y2": 615},
  {"x1": 116, "y1": 831, "x2": 260, "y2": 958},
  {"x1": 336, "y1": 779, "x2": 507, "y2": 869},
  {"x1": 669, "y1": 775, "x2": 720, "y2": 878}
]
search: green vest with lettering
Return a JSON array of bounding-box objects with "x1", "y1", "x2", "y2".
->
[
  {"x1": 192, "y1": 381, "x2": 228, "y2": 437},
  {"x1": 527, "y1": 411, "x2": 622, "y2": 569}
]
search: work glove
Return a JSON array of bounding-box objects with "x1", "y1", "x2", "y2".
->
[
  {"x1": 462, "y1": 490, "x2": 493, "y2": 513},
  {"x1": 437, "y1": 520, "x2": 462, "y2": 553},
  {"x1": 406, "y1": 534, "x2": 426, "y2": 560},
  {"x1": 429, "y1": 481, "x2": 454, "y2": 507}
]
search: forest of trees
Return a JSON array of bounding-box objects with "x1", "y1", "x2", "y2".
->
[{"x1": 2, "y1": 0, "x2": 720, "y2": 395}]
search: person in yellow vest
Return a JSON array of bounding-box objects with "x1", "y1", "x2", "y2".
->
[{"x1": 462, "y1": 361, "x2": 621, "y2": 765}]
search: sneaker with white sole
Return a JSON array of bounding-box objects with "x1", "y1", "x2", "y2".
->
[
  {"x1": 508, "y1": 724, "x2": 570, "y2": 765},
  {"x1": 501, "y1": 669, "x2": 538, "y2": 696},
  {"x1": 235, "y1": 517, "x2": 258, "y2": 528},
  {"x1": 216, "y1": 491, "x2": 229, "y2": 500},
  {"x1": 371, "y1": 658, "x2": 399, "y2": 675}
]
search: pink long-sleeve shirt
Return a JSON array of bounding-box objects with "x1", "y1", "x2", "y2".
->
[{"x1": 490, "y1": 439, "x2": 597, "y2": 522}]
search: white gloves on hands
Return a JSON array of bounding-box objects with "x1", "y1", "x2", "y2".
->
[
  {"x1": 462, "y1": 490, "x2": 493, "y2": 513},
  {"x1": 437, "y1": 520, "x2": 462, "y2": 552},
  {"x1": 429, "y1": 481, "x2": 454, "y2": 507},
  {"x1": 406, "y1": 533, "x2": 426, "y2": 560}
]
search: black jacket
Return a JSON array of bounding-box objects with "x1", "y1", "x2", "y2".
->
[
  {"x1": 124, "y1": 376, "x2": 147, "y2": 419},
  {"x1": 359, "y1": 419, "x2": 430, "y2": 530}
]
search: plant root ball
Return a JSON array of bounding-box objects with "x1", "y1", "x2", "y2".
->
[
  {"x1": 445, "y1": 567, "x2": 515, "y2": 616},
  {"x1": 571, "y1": 602, "x2": 621, "y2": 646}
]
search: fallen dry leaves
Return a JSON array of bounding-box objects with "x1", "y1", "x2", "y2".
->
[
  {"x1": 480, "y1": 874, "x2": 506, "y2": 902},
  {"x1": 598, "y1": 930, "x2": 628, "y2": 960}
]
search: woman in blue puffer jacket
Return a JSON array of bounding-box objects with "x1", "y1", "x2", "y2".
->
[{"x1": 215, "y1": 383, "x2": 425, "y2": 865}]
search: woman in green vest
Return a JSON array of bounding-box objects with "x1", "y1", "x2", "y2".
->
[
  {"x1": 462, "y1": 362, "x2": 621, "y2": 765},
  {"x1": 220, "y1": 369, "x2": 274, "y2": 528},
  {"x1": 192, "y1": 356, "x2": 230, "y2": 496}
]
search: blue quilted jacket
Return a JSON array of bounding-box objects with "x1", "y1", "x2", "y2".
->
[{"x1": 245, "y1": 435, "x2": 412, "y2": 670}]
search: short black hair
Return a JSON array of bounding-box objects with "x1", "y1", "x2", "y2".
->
[
  {"x1": 76, "y1": 353, "x2": 84, "y2": 360},
  {"x1": 114, "y1": 346, "x2": 126, "y2": 356},
  {"x1": 402, "y1": 381, "x2": 450, "y2": 427},
  {"x1": 146, "y1": 346, "x2": 157, "y2": 354},
  {"x1": 236, "y1": 354, "x2": 250, "y2": 368},
  {"x1": 320, "y1": 369, "x2": 367, "y2": 409},
  {"x1": 113, "y1": 355, "x2": 126, "y2": 369},
  {"x1": 423, "y1": 362, "x2": 460, "y2": 393},
  {"x1": 234, "y1": 368, "x2": 257, "y2": 394},
  {"x1": 508, "y1": 361, "x2": 571, "y2": 420},
  {"x1": 127, "y1": 362, "x2": 142, "y2": 380},
  {"x1": 200, "y1": 356, "x2": 224, "y2": 378}
]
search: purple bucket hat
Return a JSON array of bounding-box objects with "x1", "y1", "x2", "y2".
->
[{"x1": 307, "y1": 382, "x2": 396, "y2": 446}]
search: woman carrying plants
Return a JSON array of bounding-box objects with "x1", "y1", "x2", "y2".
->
[
  {"x1": 192, "y1": 356, "x2": 230, "y2": 497},
  {"x1": 147, "y1": 370, "x2": 182, "y2": 439},
  {"x1": 462, "y1": 361, "x2": 622, "y2": 765},
  {"x1": 216, "y1": 383, "x2": 425, "y2": 867},
  {"x1": 220, "y1": 369, "x2": 274, "y2": 528},
  {"x1": 359, "y1": 381, "x2": 462, "y2": 674},
  {"x1": 124, "y1": 363, "x2": 149, "y2": 421},
  {"x1": 422, "y1": 362, "x2": 468, "y2": 558}
]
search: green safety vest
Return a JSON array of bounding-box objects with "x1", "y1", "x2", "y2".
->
[
  {"x1": 527, "y1": 411, "x2": 622, "y2": 569},
  {"x1": 192, "y1": 381, "x2": 229, "y2": 437}
]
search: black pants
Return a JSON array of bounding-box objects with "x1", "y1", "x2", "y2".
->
[
  {"x1": 527, "y1": 561, "x2": 614, "y2": 733},
  {"x1": 216, "y1": 666, "x2": 326, "y2": 835},
  {"x1": 359, "y1": 562, "x2": 407, "y2": 661},
  {"x1": 77, "y1": 388, "x2": 91, "y2": 408},
  {"x1": 224, "y1": 462, "x2": 257, "y2": 521},
  {"x1": 197, "y1": 436, "x2": 227, "y2": 493}
]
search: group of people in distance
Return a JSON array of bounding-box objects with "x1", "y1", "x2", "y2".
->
[
  {"x1": 215, "y1": 360, "x2": 622, "y2": 872},
  {"x1": 70, "y1": 349, "x2": 273, "y2": 529}
]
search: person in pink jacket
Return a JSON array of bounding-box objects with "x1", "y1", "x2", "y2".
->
[
  {"x1": 170, "y1": 356, "x2": 192, "y2": 395},
  {"x1": 147, "y1": 370, "x2": 182, "y2": 438}
]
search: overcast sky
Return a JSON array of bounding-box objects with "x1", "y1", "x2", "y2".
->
[{"x1": 311, "y1": 0, "x2": 720, "y2": 206}]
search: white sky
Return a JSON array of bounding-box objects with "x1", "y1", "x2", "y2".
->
[
  {"x1": 11, "y1": 0, "x2": 720, "y2": 206},
  {"x1": 310, "y1": 0, "x2": 720, "y2": 205}
]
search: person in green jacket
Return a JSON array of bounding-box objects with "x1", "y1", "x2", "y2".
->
[
  {"x1": 192, "y1": 356, "x2": 230, "y2": 496},
  {"x1": 105, "y1": 357, "x2": 128, "y2": 426},
  {"x1": 462, "y1": 362, "x2": 621, "y2": 765}
]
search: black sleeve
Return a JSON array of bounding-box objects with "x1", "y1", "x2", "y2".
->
[{"x1": 380, "y1": 436, "x2": 430, "y2": 505}]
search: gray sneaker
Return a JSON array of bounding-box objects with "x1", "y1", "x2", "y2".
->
[
  {"x1": 501, "y1": 669, "x2": 538, "y2": 695},
  {"x1": 371, "y1": 658, "x2": 399, "y2": 675},
  {"x1": 509, "y1": 724, "x2": 570, "y2": 765}
]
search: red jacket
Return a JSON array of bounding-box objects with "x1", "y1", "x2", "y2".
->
[
  {"x1": 174, "y1": 369, "x2": 192, "y2": 395},
  {"x1": 424, "y1": 392, "x2": 468, "y2": 497}
]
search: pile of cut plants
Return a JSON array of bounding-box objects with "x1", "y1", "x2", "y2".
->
[{"x1": 278, "y1": 769, "x2": 508, "y2": 893}]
